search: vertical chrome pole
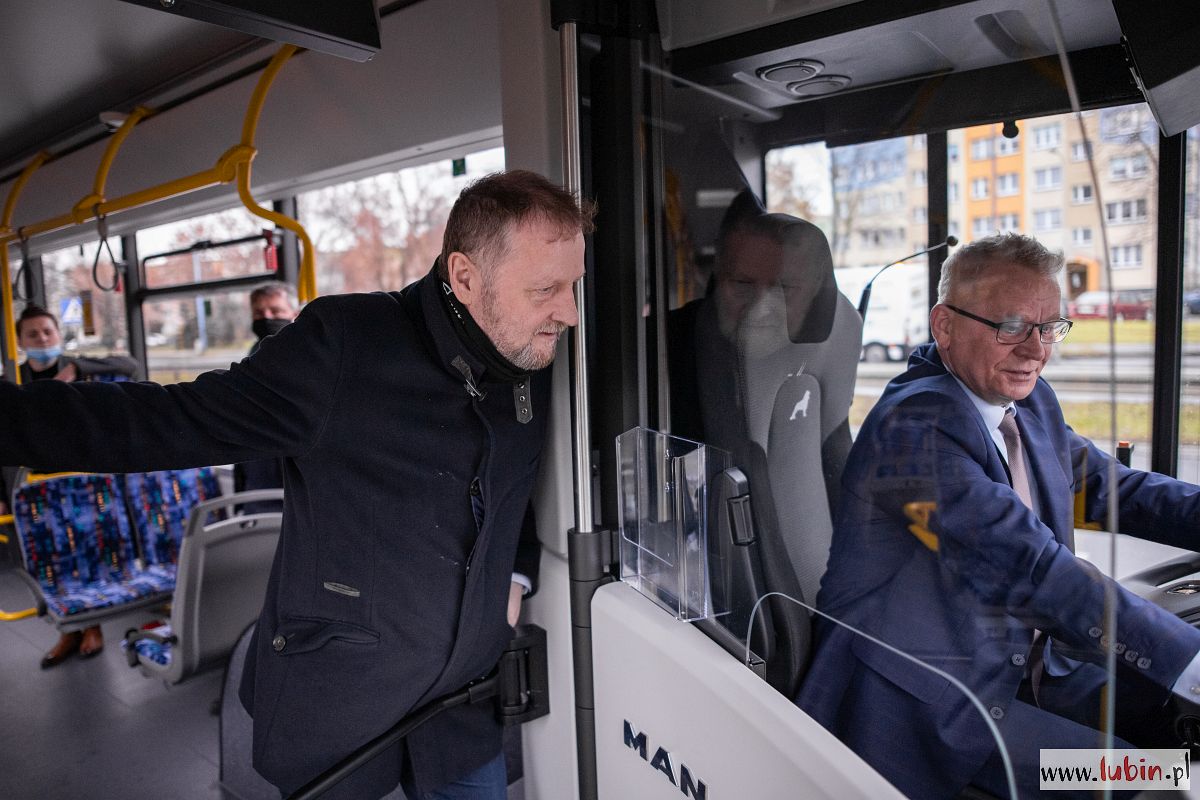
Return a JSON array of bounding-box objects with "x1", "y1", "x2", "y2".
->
[
  {"x1": 561, "y1": 20, "x2": 602, "y2": 800},
  {"x1": 561, "y1": 21, "x2": 593, "y2": 535}
]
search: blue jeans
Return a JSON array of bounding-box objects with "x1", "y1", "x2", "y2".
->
[{"x1": 404, "y1": 752, "x2": 507, "y2": 800}]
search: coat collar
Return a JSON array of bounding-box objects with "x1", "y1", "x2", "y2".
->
[{"x1": 415, "y1": 266, "x2": 490, "y2": 396}]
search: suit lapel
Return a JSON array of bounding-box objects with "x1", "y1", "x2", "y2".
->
[{"x1": 1015, "y1": 408, "x2": 1074, "y2": 551}]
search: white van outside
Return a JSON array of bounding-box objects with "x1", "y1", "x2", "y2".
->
[{"x1": 833, "y1": 261, "x2": 929, "y2": 362}]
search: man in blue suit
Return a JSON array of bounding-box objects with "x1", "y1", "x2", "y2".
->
[{"x1": 798, "y1": 233, "x2": 1200, "y2": 798}]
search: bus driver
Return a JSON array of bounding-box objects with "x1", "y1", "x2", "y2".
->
[{"x1": 799, "y1": 233, "x2": 1200, "y2": 799}]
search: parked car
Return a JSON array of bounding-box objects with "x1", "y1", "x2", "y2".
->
[
  {"x1": 1067, "y1": 289, "x2": 1153, "y2": 321},
  {"x1": 1185, "y1": 288, "x2": 1200, "y2": 315}
]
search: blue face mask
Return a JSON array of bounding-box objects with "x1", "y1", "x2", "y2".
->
[{"x1": 25, "y1": 345, "x2": 62, "y2": 366}]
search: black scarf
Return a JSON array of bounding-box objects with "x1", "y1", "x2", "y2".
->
[{"x1": 436, "y1": 263, "x2": 528, "y2": 384}]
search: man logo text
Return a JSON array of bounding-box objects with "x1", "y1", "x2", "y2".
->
[{"x1": 623, "y1": 720, "x2": 707, "y2": 798}]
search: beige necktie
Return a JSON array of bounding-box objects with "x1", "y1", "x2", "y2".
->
[{"x1": 998, "y1": 408, "x2": 1035, "y2": 510}]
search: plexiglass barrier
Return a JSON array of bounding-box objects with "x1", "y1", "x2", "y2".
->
[{"x1": 616, "y1": 427, "x2": 731, "y2": 622}]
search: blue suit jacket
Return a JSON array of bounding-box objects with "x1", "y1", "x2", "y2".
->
[{"x1": 797, "y1": 344, "x2": 1200, "y2": 798}]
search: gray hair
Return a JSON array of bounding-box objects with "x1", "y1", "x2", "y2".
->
[
  {"x1": 249, "y1": 281, "x2": 298, "y2": 308},
  {"x1": 937, "y1": 232, "x2": 1063, "y2": 304}
]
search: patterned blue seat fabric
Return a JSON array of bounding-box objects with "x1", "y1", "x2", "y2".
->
[
  {"x1": 123, "y1": 469, "x2": 223, "y2": 596},
  {"x1": 16, "y1": 474, "x2": 153, "y2": 617},
  {"x1": 122, "y1": 621, "x2": 174, "y2": 666},
  {"x1": 13, "y1": 468, "x2": 222, "y2": 621}
]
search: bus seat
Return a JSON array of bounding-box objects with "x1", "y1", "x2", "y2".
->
[
  {"x1": 124, "y1": 490, "x2": 282, "y2": 684},
  {"x1": 680, "y1": 203, "x2": 862, "y2": 693},
  {"x1": 11, "y1": 472, "x2": 172, "y2": 628},
  {"x1": 738, "y1": 287, "x2": 861, "y2": 607},
  {"x1": 123, "y1": 467, "x2": 224, "y2": 578}
]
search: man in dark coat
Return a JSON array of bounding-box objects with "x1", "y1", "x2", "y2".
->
[{"x1": 0, "y1": 170, "x2": 592, "y2": 800}]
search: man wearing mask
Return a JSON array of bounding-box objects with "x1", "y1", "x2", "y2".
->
[
  {"x1": 248, "y1": 281, "x2": 298, "y2": 353},
  {"x1": 234, "y1": 282, "x2": 299, "y2": 512}
]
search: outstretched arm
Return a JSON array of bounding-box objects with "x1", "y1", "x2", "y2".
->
[{"x1": 0, "y1": 296, "x2": 346, "y2": 475}]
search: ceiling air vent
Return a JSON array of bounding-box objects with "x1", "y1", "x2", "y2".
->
[
  {"x1": 756, "y1": 59, "x2": 824, "y2": 84},
  {"x1": 788, "y1": 75, "x2": 851, "y2": 97}
]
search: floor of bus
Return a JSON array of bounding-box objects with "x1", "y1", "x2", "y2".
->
[
  {"x1": 0, "y1": 559, "x2": 528, "y2": 800},
  {"x1": 0, "y1": 563, "x2": 224, "y2": 799}
]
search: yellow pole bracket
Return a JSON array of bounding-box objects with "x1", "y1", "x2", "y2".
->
[
  {"x1": 235, "y1": 44, "x2": 318, "y2": 303},
  {"x1": 1, "y1": 151, "x2": 50, "y2": 385}
]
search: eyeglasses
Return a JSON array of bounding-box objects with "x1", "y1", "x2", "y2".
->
[{"x1": 944, "y1": 304, "x2": 1073, "y2": 344}]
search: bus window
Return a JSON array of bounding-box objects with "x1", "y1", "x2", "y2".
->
[
  {"x1": 297, "y1": 147, "x2": 504, "y2": 295},
  {"x1": 137, "y1": 207, "x2": 269, "y2": 288},
  {"x1": 40, "y1": 243, "x2": 130, "y2": 358},
  {"x1": 1180, "y1": 125, "x2": 1200, "y2": 485},
  {"x1": 143, "y1": 289, "x2": 255, "y2": 384},
  {"x1": 767, "y1": 135, "x2": 929, "y2": 429}
]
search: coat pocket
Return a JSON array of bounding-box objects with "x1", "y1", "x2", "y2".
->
[{"x1": 273, "y1": 615, "x2": 380, "y2": 656}]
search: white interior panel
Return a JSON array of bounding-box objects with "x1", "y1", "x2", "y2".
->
[{"x1": 592, "y1": 582, "x2": 905, "y2": 799}]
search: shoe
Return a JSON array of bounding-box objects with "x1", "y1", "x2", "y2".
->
[
  {"x1": 79, "y1": 626, "x2": 104, "y2": 659},
  {"x1": 40, "y1": 631, "x2": 82, "y2": 669}
]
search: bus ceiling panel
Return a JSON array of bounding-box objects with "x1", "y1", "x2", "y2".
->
[
  {"x1": 115, "y1": 0, "x2": 382, "y2": 63},
  {"x1": 754, "y1": 44, "x2": 1141, "y2": 150},
  {"x1": 1112, "y1": 0, "x2": 1200, "y2": 136},
  {"x1": 664, "y1": 0, "x2": 1119, "y2": 113},
  {"x1": 0, "y1": 0, "x2": 501, "y2": 253},
  {"x1": 0, "y1": 0, "x2": 261, "y2": 178}
]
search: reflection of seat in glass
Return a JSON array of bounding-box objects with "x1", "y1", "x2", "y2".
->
[{"x1": 669, "y1": 190, "x2": 862, "y2": 694}]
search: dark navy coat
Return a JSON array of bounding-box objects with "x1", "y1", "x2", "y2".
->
[
  {"x1": 797, "y1": 344, "x2": 1200, "y2": 798},
  {"x1": 0, "y1": 271, "x2": 547, "y2": 798}
]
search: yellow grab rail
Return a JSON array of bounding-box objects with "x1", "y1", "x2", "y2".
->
[
  {"x1": 0, "y1": 608, "x2": 37, "y2": 622},
  {"x1": 233, "y1": 44, "x2": 317, "y2": 302},
  {"x1": 0, "y1": 514, "x2": 35, "y2": 620},
  {"x1": 72, "y1": 105, "x2": 153, "y2": 223},
  {"x1": 1, "y1": 151, "x2": 50, "y2": 385},
  {"x1": 0, "y1": 42, "x2": 318, "y2": 363}
]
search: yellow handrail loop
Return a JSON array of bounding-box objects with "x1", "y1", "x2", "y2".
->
[{"x1": 233, "y1": 44, "x2": 317, "y2": 303}]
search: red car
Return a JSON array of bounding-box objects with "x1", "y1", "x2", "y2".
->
[{"x1": 1067, "y1": 290, "x2": 1154, "y2": 321}]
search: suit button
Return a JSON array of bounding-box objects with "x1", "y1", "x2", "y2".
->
[
  {"x1": 1137, "y1": 657, "x2": 1151, "y2": 669},
  {"x1": 272, "y1": 634, "x2": 286, "y2": 652},
  {"x1": 1114, "y1": 642, "x2": 1126, "y2": 654},
  {"x1": 989, "y1": 706, "x2": 1004, "y2": 719},
  {"x1": 1100, "y1": 635, "x2": 1110, "y2": 647},
  {"x1": 1088, "y1": 626, "x2": 1102, "y2": 638},
  {"x1": 1124, "y1": 650, "x2": 1138, "y2": 662},
  {"x1": 1011, "y1": 654, "x2": 1026, "y2": 666}
]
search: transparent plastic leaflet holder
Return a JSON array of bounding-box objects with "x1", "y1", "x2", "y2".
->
[{"x1": 616, "y1": 427, "x2": 731, "y2": 622}]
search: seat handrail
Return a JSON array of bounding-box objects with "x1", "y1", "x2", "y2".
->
[{"x1": 184, "y1": 489, "x2": 285, "y2": 539}]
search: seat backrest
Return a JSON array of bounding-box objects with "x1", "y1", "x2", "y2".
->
[
  {"x1": 168, "y1": 490, "x2": 283, "y2": 681},
  {"x1": 124, "y1": 468, "x2": 223, "y2": 568},
  {"x1": 12, "y1": 472, "x2": 138, "y2": 595},
  {"x1": 738, "y1": 290, "x2": 861, "y2": 606},
  {"x1": 686, "y1": 205, "x2": 862, "y2": 693}
]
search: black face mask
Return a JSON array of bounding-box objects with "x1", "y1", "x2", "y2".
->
[{"x1": 253, "y1": 317, "x2": 290, "y2": 340}]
